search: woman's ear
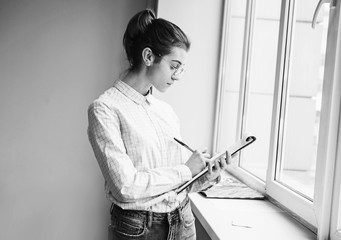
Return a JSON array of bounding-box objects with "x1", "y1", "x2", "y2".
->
[{"x1": 142, "y1": 47, "x2": 155, "y2": 66}]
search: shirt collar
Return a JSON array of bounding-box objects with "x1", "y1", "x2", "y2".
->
[{"x1": 114, "y1": 80, "x2": 153, "y2": 105}]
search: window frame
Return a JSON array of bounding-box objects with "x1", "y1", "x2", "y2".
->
[
  {"x1": 266, "y1": 0, "x2": 317, "y2": 230},
  {"x1": 331, "y1": 117, "x2": 341, "y2": 240},
  {"x1": 213, "y1": 0, "x2": 341, "y2": 238},
  {"x1": 329, "y1": 2, "x2": 341, "y2": 239}
]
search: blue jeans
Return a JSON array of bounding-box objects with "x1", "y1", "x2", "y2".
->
[{"x1": 108, "y1": 197, "x2": 196, "y2": 240}]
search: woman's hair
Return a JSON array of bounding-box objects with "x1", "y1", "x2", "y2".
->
[{"x1": 123, "y1": 9, "x2": 191, "y2": 71}]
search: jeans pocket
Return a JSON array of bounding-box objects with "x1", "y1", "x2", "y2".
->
[
  {"x1": 182, "y1": 204, "x2": 195, "y2": 228},
  {"x1": 178, "y1": 204, "x2": 196, "y2": 240},
  {"x1": 111, "y1": 213, "x2": 146, "y2": 239}
]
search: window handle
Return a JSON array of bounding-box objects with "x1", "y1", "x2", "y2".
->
[{"x1": 312, "y1": 0, "x2": 331, "y2": 28}]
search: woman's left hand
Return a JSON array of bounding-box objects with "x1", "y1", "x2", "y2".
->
[{"x1": 205, "y1": 151, "x2": 231, "y2": 182}]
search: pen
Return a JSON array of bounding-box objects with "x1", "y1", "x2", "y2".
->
[{"x1": 173, "y1": 137, "x2": 195, "y2": 152}]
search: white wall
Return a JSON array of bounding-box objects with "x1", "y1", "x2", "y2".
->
[
  {"x1": 0, "y1": 1, "x2": 146, "y2": 239},
  {"x1": 155, "y1": 0, "x2": 224, "y2": 152}
]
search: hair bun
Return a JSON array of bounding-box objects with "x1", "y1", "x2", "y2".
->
[
  {"x1": 123, "y1": 9, "x2": 190, "y2": 71},
  {"x1": 123, "y1": 9, "x2": 156, "y2": 68},
  {"x1": 124, "y1": 9, "x2": 156, "y2": 41},
  {"x1": 138, "y1": 9, "x2": 156, "y2": 33}
]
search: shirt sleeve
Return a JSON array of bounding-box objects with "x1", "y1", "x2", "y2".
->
[
  {"x1": 186, "y1": 174, "x2": 222, "y2": 193},
  {"x1": 87, "y1": 101, "x2": 192, "y2": 203},
  {"x1": 162, "y1": 102, "x2": 221, "y2": 193}
]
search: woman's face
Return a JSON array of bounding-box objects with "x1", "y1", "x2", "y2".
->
[{"x1": 149, "y1": 47, "x2": 188, "y2": 92}]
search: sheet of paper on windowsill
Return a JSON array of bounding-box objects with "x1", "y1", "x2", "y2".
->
[{"x1": 200, "y1": 174, "x2": 264, "y2": 199}]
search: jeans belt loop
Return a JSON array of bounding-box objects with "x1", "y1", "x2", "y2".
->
[
  {"x1": 147, "y1": 211, "x2": 153, "y2": 228},
  {"x1": 177, "y1": 207, "x2": 183, "y2": 222},
  {"x1": 110, "y1": 203, "x2": 114, "y2": 215}
]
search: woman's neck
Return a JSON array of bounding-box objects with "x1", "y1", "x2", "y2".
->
[{"x1": 121, "y1": 70, "x2": 152, "y2": 96}]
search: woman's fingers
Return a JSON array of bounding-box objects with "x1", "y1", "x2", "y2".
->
[
  {"x1": 201, "y1": 148, "x2": 211, "y2": 159},
  {"x1": 205, "y1": 151, "x2": 233, "y2": 182},
  {"x1": 208, "y1": 159, "x2": 221, "y2": 172},
  {"x1": 225, "y1": 150, "x2": 232, "y2": 165},
  {"x1": 207, "y1": 160, "x2": 213, "y2": 174},
  {"x1": 219, "y1": 155, "x2": 227, "y2": 168},
  {"x1": 206, "y1": 151, "x2": 232, "y2": 180}
]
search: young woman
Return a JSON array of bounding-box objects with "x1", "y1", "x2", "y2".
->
[{"x1": 87, "y1": 9, "x2": 230, "y2": 240}]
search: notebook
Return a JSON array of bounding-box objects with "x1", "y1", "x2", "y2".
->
[
  {"x1": 175, "y1": 134, "x2": 256, "y2": 194},
  {"x1": 200, "y1": 175, "x2": 264, "y2": 199}
]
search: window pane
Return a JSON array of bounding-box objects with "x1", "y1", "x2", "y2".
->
[
  {"x1": 216, "y1": 0, "x2": 247, "y2": 151},
  {"x1": 275, "y1": 0, "x2": 330, "y2": 200},
  {"x1": 240, "y1": 0, "x2": 281, "y2": 180}
]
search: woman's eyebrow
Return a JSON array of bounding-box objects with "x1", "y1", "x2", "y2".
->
[{"x1": 171, "y1": 60, "x2": 183, "y2": 65}]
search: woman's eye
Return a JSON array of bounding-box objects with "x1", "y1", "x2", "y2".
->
[{"x1": 171, "y1": 65, "x2": 179, "y2": 70}]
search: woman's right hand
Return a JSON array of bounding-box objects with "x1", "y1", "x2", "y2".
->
[{"x1": 185, "y1": 150, "x2": 210, "y2": 177}]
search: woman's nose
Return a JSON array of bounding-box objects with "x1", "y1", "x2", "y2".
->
[{"x1": 171, "y1": 75, "x2": 180, "y2": 81}]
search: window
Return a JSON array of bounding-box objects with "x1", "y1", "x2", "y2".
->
[
  {"x1": 274, "y1": 0, "x2": 330, "y2": 200},
  {"x1": 214, "y1": 0, "x2": 341, "y2": 238},
  {"x1": 214, "y1": 0, "x2": 281, "y2": 182}
]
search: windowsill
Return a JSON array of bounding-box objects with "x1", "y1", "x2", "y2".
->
[{"x1": 189, "y1": 192, "x2": 317, "y2": 240}]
